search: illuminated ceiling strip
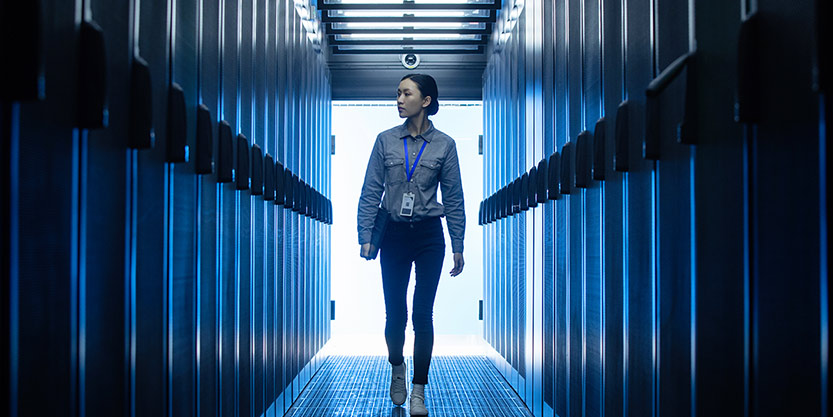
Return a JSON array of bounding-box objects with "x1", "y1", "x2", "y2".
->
[
  {"x1": 323, "y1": 16, "x2": 496, "y2": 23},
  {"x1": 336, "y1": 33, "x2": 480, "y2": 39},
  {"x1": 331, "y1": 46, "x2": 485, "y2": 54},
  {"x1": 320, "y1": 0, "x2": 500, "y2": 55},
  {"x1": 331, "y1": 39, "x2": 488, "y2": 45},
  {"x1": 327, "y1": 27, "x2": 492, "y2": 35},
  {"x1": 321, "y1": 10, "x2": 497, "y2": 22},
  {"x1": 334, "y1": 21, "x2": 486, "y2": 28},
  {"x1": 323, "y1": 0, "x2": 498, "y2": 6},
  {"x1": 320, "y1": 3, "x2": 501, "y2": 10},
  {"x1": 332, "y1": 10, "x2": 488, "y2": 17},
  {"x1": 337, "y1": 44, "x2": 480, "y2": 49}
]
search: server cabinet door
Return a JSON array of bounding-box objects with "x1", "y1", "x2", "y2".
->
[
  {"x1": 579, "y1": 0, "x2": 606, "y2": 413},
  {"x1": 10, "y1": 0, "x2": 77, "y2": 414},
  {"x1": 219, "y1": 1, "x2": 240, "y2": 414},
  {"x1": 197, "y1": 1, "x2": 222, "y2": 414},
  {"x1": 133, "y1": 0, "x2": 172, "y2": 413},
  {"x1": 82, "y1": 2, "x2": 130, "y2": 415},
  {"x1": 623, "y1": 0, "x2": 659, "y2": 414},
  {"x1": 169, "y1": 0, "x2": 200, "y2": 414},
  {"x1": 746, "y1": 2, "x2": 824, "y2": 415},
  {"x1": 600, "y1": 0, "x2": 627, "y2": 414},
  {"x1": 651, "y1": 1, "x2": 695, "y2": 415}
]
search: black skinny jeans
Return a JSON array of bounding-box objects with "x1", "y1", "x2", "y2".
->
[{"x1": 379, "y1": 217, "x2": 445, "y2": 385}]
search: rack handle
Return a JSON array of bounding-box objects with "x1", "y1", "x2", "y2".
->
[
  {"x1": 560, "y1": 142, "x2": 573, "y2": 195},
  {"x1": 614, "y1": 101, "x2": 630, "y2": 172},
  {"x1": 165, "y1": 83, "x2": 189, "y2": 163},
  {"x1": 128, "y1": 56, "x2": 154, "y2": 149},
  {"x1": 736, "y1": 13, "x2": 760, "y2": 123},
  {"x1": 76, "y1": 20, "x2": 108, "y2": 129},
  {"x1": 195, "y1": 104, "x2": 213, "y2": 174},
  {"x1": 216, "y1": 121, "x2": 234, "y2": 183},
  {"x1": 1, "y1": 0, "x2": 44, "y2": 100},
  {"x1": 264, "y1": 153, "x2": 275, "y2": 201},
  {"x1": 575, "y1": 131, "x2": 593, "y2": 188},
  {"x1": 528, "y1": 166, "x2": 538, "y2": 208},
  {"x1": 537, "y1": 158, "x2": 549, "y2": 203},
  {"x1": 235, "y1": 134, "x2": 249, "y2": 190},
  {"x1": 593, "y1": 118, "x2": 606, "y2": 180},
  {"x1": 250, "y1": 144, "x2": 263, "y2": 196},
  {"x1": 548, "y1": 152, "x2": 561, "y2": 200}
]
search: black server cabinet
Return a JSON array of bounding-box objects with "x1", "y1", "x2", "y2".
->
[
  {"x1": 169, "y1": 0, "x2": 200, "y2": 414},
  {"x1": 197, "y1": 0, "x2": 221, "y2": 414},
  {"x1": 133, "y1": 0, "x2": 171, "y2": 414},
  {"x1": 7, "y1": 0, "x2": 78, "y2": 414}
]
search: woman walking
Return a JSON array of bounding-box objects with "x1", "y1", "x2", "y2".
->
[{"x1": 357, "y1": 73, "x2": 466, "y2": 416}]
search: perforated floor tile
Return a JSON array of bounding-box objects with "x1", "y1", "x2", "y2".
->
[{"x1": 284, "y1": 356, "x2": 533, "y2": 417}]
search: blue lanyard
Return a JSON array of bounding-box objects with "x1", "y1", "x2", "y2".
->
[{"x1": 404, "y1": 138, "x2": 428, "y2": 182}]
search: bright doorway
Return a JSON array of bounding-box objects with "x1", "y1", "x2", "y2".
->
[{"x1": 329, "y1": 101, "x2": 484, "y2": 356}]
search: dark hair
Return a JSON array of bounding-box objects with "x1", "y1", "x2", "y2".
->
[{"x1": 401, "y1": 73, "x2": 440, "y2": 116}]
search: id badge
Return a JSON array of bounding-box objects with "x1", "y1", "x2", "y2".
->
[{"x1": 400, "y1": 192, "x2": 415, "y2": 217}]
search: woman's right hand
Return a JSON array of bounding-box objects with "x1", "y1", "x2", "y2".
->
[{"x1": 360, "y1": 243, "x2": 374, "y2": 259}]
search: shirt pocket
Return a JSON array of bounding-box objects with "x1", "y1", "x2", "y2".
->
[
  {"x1": 417, "y1": 159, "x2": 442, "y2": 188},
  {"x1": 384, "y1": 158, "x2": 405, "y2": 185}
]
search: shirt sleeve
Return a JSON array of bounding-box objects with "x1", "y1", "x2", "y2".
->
[
  {"x1": 357, "y1": 135, "x2": 385, "y2": 245},
  {"x1": 440, "y1": 139, "x2": 466, "y2": 253}
]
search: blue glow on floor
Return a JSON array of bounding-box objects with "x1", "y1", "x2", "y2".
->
[{"x1": 284, "y1": 356, "x2": 534, "y2": 417}]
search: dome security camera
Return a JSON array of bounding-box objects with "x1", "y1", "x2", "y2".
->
[{"x1": 401, "y1": 53, "x2": 421, "y2": 70}]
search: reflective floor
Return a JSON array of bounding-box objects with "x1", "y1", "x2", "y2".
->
[{"x1": 284, "y1": 356, "x2": 533, "y2": 417}]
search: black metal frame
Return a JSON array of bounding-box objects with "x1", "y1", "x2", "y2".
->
[
  {"x1": 321, "y1": 13, "x2": 497, "y2": 24},
  {"x1": 331, "y1": 38, "x2": 488, "y2": 46},
  {"x1": 319, "y1": 2, "x2": 501, "y2": 11},
  {"x1": 327, "y1": 27, "x2": 492, "y2": 35},
  {"x1": 320, "y1": 0, "x2": 501, "y2": 54},
  {"x1": 331, "y1": 46, "x2": 485, "y2": 54}
]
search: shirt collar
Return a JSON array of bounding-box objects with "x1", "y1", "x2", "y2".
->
[{"x1": 398, "y1": 120, "x2": 435, "y2": 142}]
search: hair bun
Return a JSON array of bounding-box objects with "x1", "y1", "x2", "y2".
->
[{"x1": 427, "y1": 98, "x2": 439, "y2": 116}]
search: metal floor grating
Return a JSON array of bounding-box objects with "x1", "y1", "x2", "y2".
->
[{"x1": 284, "y1": 356, "x2": 533, "y2": 417}]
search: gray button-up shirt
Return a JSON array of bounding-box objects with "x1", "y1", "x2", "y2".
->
[{"x1": 358, "y1": 120, "x2": 466, "y2": 253}]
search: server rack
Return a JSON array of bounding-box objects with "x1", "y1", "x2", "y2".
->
[
  {"x1": 2, "y1": 1, "x2": 333, "y2": 416},
  {"x1": 479, "y1": 1, "x2": 826, "y2": 416}
]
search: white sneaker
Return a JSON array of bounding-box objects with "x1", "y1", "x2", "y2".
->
[
  {"x1": 390, "y1": 363, "x2": 407, "y2": 406},
  {"x1": 409, "y1": 384, "x2": 428, "y2": 416}
]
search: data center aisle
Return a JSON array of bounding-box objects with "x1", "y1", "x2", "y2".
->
[{"x1": 284, "y1": 356, "x2": 533, "y2": 417}]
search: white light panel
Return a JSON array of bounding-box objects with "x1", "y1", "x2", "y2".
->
[
  {"x1": 334, "y1": 21, "x2": 486, "y2": 29},
  {"x1": 336, "y1": 33, "x2": 479, "y2": 40},
  {"x1": 334, "y1": 10, "x2": 486, "y2": 18},
  {"x1": 326, "y1": 0, "x2": 494, "y2": 4}
]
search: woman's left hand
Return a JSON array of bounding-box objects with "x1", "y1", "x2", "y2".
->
[{"x1": 450, "y1": 252, "x2": 465, "y2": 277}]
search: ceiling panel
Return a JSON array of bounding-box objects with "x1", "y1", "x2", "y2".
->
[{"x1": 312, "y1": 0, "x2": 503, "y2": 99}]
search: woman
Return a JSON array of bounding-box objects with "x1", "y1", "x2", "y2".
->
[{"x1": 357, "y1": 73, "x2": 466, "y2": 416}]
